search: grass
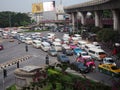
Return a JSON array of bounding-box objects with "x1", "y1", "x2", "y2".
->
[
  {"x1": 42, "y1": 68, "x2": 112, "y2": 90},
  {"x1": 23, "y1": 29, "x2": 49, "y2": 32},
  {"x1": 6, "y1": 84, "x2": 16, "y2": 90}
]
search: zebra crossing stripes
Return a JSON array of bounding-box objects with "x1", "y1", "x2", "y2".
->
[{"x1": 0, "y1": 55, "x2": 32, "y2": 69}]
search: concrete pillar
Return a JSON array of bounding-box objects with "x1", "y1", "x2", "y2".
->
[
  {"x1": 94, "y1": 11, "x2": 103, "y2": 28},
  {"x1": 80, "y1": 12, "x2": 87, "y2": 25},
  {"x1": 112, "y1": 9, "x2": 120, "y2": 31},
  {"x1": 71, "y1": 12, "x2": 77, "y2": 33}
]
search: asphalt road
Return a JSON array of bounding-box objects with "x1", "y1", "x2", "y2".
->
[{"x1": 0, "y1": 31, "x2": 119, "y2": 90}]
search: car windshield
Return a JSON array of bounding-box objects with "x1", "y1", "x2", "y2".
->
[
  {"x1": 75, "y1": 48, "x2": 81, "y2": 51},
  {"x1": 82, "y1": 52, "x2": 88, "y2": 56},
  {"x1": 109, "y1": 60, "x2": 114, "y2": 63},
  {"x1": 66, "y1": 49, "x2": 71, "y2": 52},
  {"x1": 78, "y1": 63, "x2": 85, "y2": 67},
  {"x1": 50, "y1": 50, "x2": 56, "y2": 52},
  {"x1": 99, "y1": 52, "x2": 105, "y2": 55},
  {"x1": 111, "y1": 66, "x2": 119, "y2": 70},
  {"x1": 62, "y1": 55, "x2": 66, "y2": 58}
]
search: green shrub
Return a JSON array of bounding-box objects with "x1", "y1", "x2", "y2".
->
[
  {"x1": 6, "y1": 85, "x2": 16, "y2": 90},
  {"x1": 97, "y1": 28, "x2": 120, "y2": 42}
]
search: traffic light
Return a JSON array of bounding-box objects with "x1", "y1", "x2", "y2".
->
[
  {"x1": 17, "y1": 61, "x2": 19, "y2": 68},
  {"x1": 3, "y1": 69, "x2": 7, "y2": 78}
]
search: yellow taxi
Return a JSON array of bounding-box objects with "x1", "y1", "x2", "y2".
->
[{"x1": 98, "y1": 63, "x2": 120, "y2": 78}]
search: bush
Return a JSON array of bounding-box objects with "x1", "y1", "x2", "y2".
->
[
  {"x1": 6, "y1": 85, "x2": 16, "y2": 90},
  {"x1": 97, "y1": 28, "x2": 120, "y2": 42}
]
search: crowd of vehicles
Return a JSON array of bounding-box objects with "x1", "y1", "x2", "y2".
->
[{"x1": 1, "y1": 31, "x2": 120, "y2": 77}]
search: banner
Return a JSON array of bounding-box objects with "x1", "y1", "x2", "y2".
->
[
  {"x1": 32, "y1": 3, "x2": 43, "y2": 13},
  {"x1": 43, "y1": 1, "x2": 55, "y2": 12}
]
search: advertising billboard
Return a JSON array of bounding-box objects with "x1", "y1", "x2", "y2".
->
[
  {"x1": 56, "y1": 5, "x2": 64, "y2": 14},
  {"x1": 32, "y1": 3, "x2": 43, "y2": 13},
  {"x1": 43, "y1": 1, "x2": 55, "y2": 12}
]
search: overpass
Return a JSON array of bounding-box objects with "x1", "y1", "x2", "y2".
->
[{"x1": 64, "y1": 0, "x2": 120, "y2": 31}]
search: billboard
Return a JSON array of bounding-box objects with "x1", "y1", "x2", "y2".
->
[
  {"x1": 56, "y1": 5, "x2": 64, "y2": 14},
  {"x1": 43, "y1": 1, "x2": 55, "y2": 12},
  {"x1": 32, "y1": 3, "x2": 43, "y2": 13}
]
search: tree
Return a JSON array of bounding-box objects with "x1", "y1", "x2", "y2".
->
[{"x1": 0, "y1": 11, "x2": 31, "y2": 27}]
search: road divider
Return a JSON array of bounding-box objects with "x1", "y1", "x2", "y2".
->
[{"x1": 0, "y1": 55, "x2": 32, "y2": 69}]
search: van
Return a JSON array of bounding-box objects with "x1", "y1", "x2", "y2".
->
[
  {"x1": 88, "y1": 48, "x2": 107, "y2": 61},
  {"x1": 32, "y1": 40, "x2": 41, "y2": 48},
  {"x1": 41, "y1": 42, "x2": 51, "y2": 51},
  {"x1": 52, "y1": 42, "x2": 62, "y2": 51},
  {"x1": 78, "y1": 40, "x2": 88, "y2": 49},
  {"x1": 84, "y1": 44, "x2": 97, "y2": 52}
]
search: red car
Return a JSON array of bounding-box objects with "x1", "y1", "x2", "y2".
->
[
  {"x1": 0, "y1": 44, "x2": 4, "y2": 50},
  {"x1": 76, "y1": 57, "x2": 96, "y2": 71}
]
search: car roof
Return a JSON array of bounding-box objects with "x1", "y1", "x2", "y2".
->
[
  {"x1": 89, "y1": 48, "x2": 105, "y2": 52},
  {"x1": 53, "y1": 42, "x2": 61, "y2": 45},
  {"x1": 42, "y1": 41, "x2": 50, "y2": 45}
]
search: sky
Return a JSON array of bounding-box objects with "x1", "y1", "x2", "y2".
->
[{"x1": 0, "y1": 0, "x2": 90, "y2": 13}]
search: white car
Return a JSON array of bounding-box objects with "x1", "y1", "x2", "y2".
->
[
  {"x1": 32, "y1": 40, "x2": 41, "y2": 48},
  {"x1": 52, "y1": 42, "x2": 62, "y2": 51},
  {"x1": 41, "y1": 42, "x2": 51, "y2": 51},
  {"x1": 103, "y1": 57, "x2": 116, "y2": 66},
  {"x1": 24, "y1": 37, "x2": 33, "y2": 44},
  {"x1": 77, "y1": 51, "x2": 91, "y2": 59},
  {"x1": 54, "y1": 38, "x2": 62, "y2": 43},
  {"x1": 93, "y1": 42, "x2": 101, "y2": 49}
]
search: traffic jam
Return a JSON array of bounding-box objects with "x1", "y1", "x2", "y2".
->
[{"x1": 1, "y1": 30, "x2": 120, "y2": 78}]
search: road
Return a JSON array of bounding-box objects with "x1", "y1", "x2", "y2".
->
[{"x1": 0, "y1": 31, "x2": 119, "y2": 90}]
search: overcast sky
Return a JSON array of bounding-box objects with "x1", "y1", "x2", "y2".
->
[{"x1": 0, "y1": 0, "x2": 90, "y2": 13}]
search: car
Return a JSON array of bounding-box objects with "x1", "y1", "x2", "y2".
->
[
  {"x1": 76, "y1": 57, "x2": 96, "y2": 71},
  {"x1": 93, "y1": 42, "x2": 101, "y2": 49},
  {"x1": 32, "y1": 40, "x2": 41, "y2": 48},
  {"x1": 54, "y1": 38, "x2": 62, "y2": 43},
  {"x1": 98, "y1": 64, "x2": 120, "y2": 77},
  {"x1": 88, "y1": 48, "x2": 107, "y2": 61},
  {"x1": 79, "y1": 51, "x2": 91, "y2": 59},
  {"x1": 78, "y1": 40, "x2": 88, "y2": 49},
  {"x1": 61, "y1": 38, "x2": 69, "y2": 44},
  {"x1": 0, "y1": 44, "x2": 4, "y2": 50},
  {"x1": 24, "y1": 37, "x2": 33, "y2": 44},
  {"x1": 57, "y1": 54, "x2": 70, "y2": 63},
  {"x1": 62, "y1": 44, "x2": 73, "y2": 55},
  {"x1": 103, "y1": 57, "x2": 116, "y2": 66},
  {"x1": 47, "y1": 48, "x2": 57, "y2": 56},
  {"x1": 41, "y1": 42, "x2": 51, "y2": 52},
  {"x1": 69, "y1": 44, "x2": 78, "y2": 50},
  {"x1": 73, "y1": 47, "x2": 83, "y2": 55},
  {"x1": 70, "y1": 62, "x2": 90, "y2": 73},
  {"x1": 52, "y1": 42, "x2": 62, "y2": 51}
]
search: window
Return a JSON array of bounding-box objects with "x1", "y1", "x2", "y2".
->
[{"x1": 89, "y1": 50, "x2": 95, "y2": 54}]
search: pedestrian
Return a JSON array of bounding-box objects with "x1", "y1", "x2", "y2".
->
[
  {"x1": 45, "y1": 54, "x2": 49, "y2": 65},
  {"x1": 112, "y1": 47, "x2": 117, "y2": 55},
  {"x1": 25, "y1": 44, "x2": 28, "y2": 52}
]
